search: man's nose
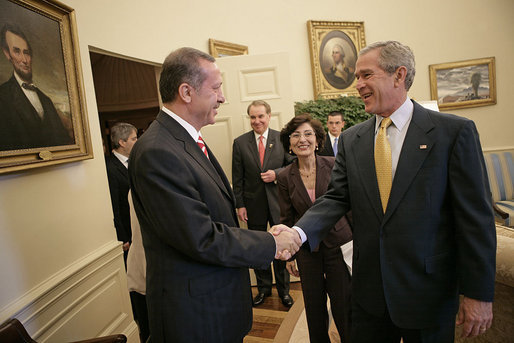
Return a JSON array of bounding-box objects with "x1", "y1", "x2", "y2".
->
[
  {"x1": 355, "y1": 78, "x2": 364, "y2": 90},
  {"x1": 218, "y1": 90, "x2": 225, "y2": 103}
]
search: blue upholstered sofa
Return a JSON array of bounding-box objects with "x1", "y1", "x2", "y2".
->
[{"x1": 483, "y1": 150, "x2": 514, "y2": 227}]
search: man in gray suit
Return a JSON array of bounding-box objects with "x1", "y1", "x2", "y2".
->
[
  {"x1": 232, "y1": 100, "x2": 295, "y2": 307},
  {"x1": 129, "y1": 48, "x2": 300, "y2": 343},
  {"x1": 273, "y1": 41, "x2": 495, "y2": 342}
]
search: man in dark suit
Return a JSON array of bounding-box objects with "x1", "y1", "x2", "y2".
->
[
  {"x1": 105, "y1": 121, "x2": 149, "y2": 341},
  {"x1": 232, "y1": 100, "x2": 295, "y2": 307},
  {"x1": 318, "y1": 111, "x2": 345, "y2": 157},
  {"x1": 274, "y1": 41, "x2": 496, "y2": 342},
  {"x1": 128, "y1": 47, "x2": 300, "y2": 343},
  {"x1": 0, "y1": 23, "x2": 72, "y2": 151},
  {"x1": 105, "y1": 122, "x2": 138, "y2": 262}
]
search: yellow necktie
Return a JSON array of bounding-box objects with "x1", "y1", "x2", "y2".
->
[{"x1": 375, "y1": 117, "x2": 392, "y2": 213}]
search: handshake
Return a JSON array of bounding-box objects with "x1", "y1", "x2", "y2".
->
[{"x1": 269, "y1": 225, "x2": 302, "y2": 260}]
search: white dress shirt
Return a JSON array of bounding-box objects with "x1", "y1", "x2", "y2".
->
[
  {"x1": 254, "y1": 128, "x2": 269, "y2": 150},
  {"x1": 294, "y1": 97, "x2": 414, "y2": 244},
  {"x1": 14, "y1": 72, "x2": 44, "y2": 118},
  {"x1": 112, "y1": 150, "x2": 129, "y2": 169},
  {"x1": 162, "y1": 106, "x2": 203, "y2": 142}
]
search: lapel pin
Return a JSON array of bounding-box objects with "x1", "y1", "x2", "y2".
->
[{"x1": 419, "y1": 144, "x2": 427, "y2": 149}]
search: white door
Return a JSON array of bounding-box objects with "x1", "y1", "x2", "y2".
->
[
  {"x1": 201, "y1": 52, "x2": 294, "y2": 182},
  {"x1": 201, "y1": 52, "x2": 299, "y2": 285}
]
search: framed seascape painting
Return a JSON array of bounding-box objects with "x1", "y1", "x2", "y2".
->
[
  {"x1": 209, "y1": 38, "x2": 248, "y2": 58},
  {"x1": 0, "y1": 0, "x2": 92, "y2": 174},
  {"x1": 429, "y1": 57, "x2": 496, "y2": 111},
  {"x1": 307, "y1": 21, "x2": 366, "y2": 99}
]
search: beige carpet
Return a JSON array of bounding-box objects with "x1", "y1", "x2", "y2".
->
[{"x1": 274, "y1": 295, "x2": 340, "y2": 343}]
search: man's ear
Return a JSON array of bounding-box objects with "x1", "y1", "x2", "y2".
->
[
  {"x1": 394, "y1": 66, "x2": 407, "y2": 87},
  {"x1": 178, "y1": 83, "x2": 193, "y2": 103},
  {"x1": 3, "y1": 48, "x2": 11, "y2": 61}
]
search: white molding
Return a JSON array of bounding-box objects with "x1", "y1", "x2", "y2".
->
[
  {"x1": 0, "y1": 241, "x2": 136, "y2": 341},
  {"x1": 483, "y1": 146, "x2": 514, "y2": 152}
]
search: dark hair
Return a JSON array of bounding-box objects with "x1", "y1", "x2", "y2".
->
[
  {"x1": 159, "y1": 47, "x2": 215, "y2": 103},
  {"x1": 328, "y1": 111, "x2": 344, "y2": 121},
  {"x1": 1, "y1": 23, "x2": 32, "y2": 55},
  {"x1": 280, "y1": 114, "x2": 325, "y2": 154},
  {"x1": 110, "y1": 122, "x2": 137, "y2": 149},
  {"x1": 247, "y1": 100, "x2": 271, "y2": 115}
]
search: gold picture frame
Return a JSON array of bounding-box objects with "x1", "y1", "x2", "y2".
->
[
  {"x1": 307, "y1": 20, "x2": 366, "y2": 99},
  {"x1": 0, "y1": 0, "x2": 92, "y2": 174},
  {"x1": 208, "y1": 39, "x2": 248, "y2": 58},
  {"x1": 429, "y1": 57, "x2": 496, "y2": 111}
]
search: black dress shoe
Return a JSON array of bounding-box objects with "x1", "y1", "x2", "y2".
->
[
  {"x1": 281, "y1": 294, "x2": 294, "y2": 307},
  {"x1": 253, "y1": 293, "x2": 269, "y2": 307}
]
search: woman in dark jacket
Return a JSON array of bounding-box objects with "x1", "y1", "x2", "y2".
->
[{"x1": 277, "y1": 114, "x2": 352, "y2": 343}]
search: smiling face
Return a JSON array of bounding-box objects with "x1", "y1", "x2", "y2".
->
[
  {"x1": 3, "y1": 31, "x2": 32, "y2": 82},
  {"x1": 190, "y1": 59, "x2": 225, "y2": 128},
  {"x1": 289, "y1": 123, "x2": 317, "y2": 158},
  {"x1": 249, "y1": 105, "x2": 271, "y2": 135},
  {"x1": 355, "y1": 48, "x2": 403, "y2": 117}
]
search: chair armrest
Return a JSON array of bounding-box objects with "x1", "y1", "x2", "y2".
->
[
  {"x1": 70, "y1": 334, "x2": 127, "y2": 343},
  {"x1": 493, "y1": 202, "x2": 509, "y2": 219}
]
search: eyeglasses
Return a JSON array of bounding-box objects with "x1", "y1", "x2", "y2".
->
[{"x1": 289, "y1": 131, "x2": 315, "y2": 140}]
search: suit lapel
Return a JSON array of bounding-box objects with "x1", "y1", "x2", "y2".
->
[
  {"x1": 290, "y1": 161, "x2": 313, "y2": 211},
  {"x1": 205, "y1": 144, "x2": 238, "y2": 214},
  {"x1": 315, "y1": 157, "x2": 331, "y2": 199},
  {"x1": 263, "y1": 130, "x2": 278, "y2": 169},
  {"x1": 353, "y1": 117, "x2": 384, "y2": 220},
  {"x1": 246, "y1": 132, "x2": 262, "y2": 170},
  {"x1": 112, "y1": 155, "x2": 128, "y2": 179},
  {"x1": 10, "y1": 77, "x2": 42, "y2": 125},
  {"x1": 385, "y1": 102, "x2": 435, "y2": 221},
  {"x1": 156, "y1": 112, "x2": 233, "y2": 201},
  {"x1": 325, "y1": 136, "x2": 334, "y2": 156}
]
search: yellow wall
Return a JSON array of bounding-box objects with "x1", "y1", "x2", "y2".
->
[{"x1": 1, "y1": 0, "x2": 512, "y2": 319}]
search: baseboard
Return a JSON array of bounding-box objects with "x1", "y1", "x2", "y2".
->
[{"x1": 0, "y1": 241, "x2": 137, "y2": 342}]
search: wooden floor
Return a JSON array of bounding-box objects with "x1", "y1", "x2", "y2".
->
[{"x1": 244, "y1": 282, "x2": 302, "y2": 343}]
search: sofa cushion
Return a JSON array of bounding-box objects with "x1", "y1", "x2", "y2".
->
[
  {"x1": 496, "y1": 225, "x2": 514, "y2": 287},
  {"x1": 496, "y1": 201, "x2": 514, "y2": 227},
  {"x1": 484, "y1": 151, "x2": 514, "y2": 202}
]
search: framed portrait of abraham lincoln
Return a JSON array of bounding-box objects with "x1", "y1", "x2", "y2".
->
[
  {"x1": 307, "y1": 21, "x2": 366, "y2": 99},
  {"x1": 0, "y1": 0, "x2": 92, "y2": 174}
]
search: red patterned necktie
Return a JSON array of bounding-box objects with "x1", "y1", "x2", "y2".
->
[
  {"x1": 258, "y1": 135, "x2": 265, "y2": 167},
  {"x1": 197, "y1": 136, "x2": 209, "y2": 159}
]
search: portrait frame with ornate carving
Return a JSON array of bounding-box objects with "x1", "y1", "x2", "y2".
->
[
  {"x1": 307, "y1": 21, "x2": 366, "y2": 99},
  {"x1": 208, "y1": 39, "x2": 248, "y2": 58}
]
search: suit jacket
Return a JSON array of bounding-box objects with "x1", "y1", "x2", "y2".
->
[
  {"x1": 232, "y1": 129, "x2": 293, "y2": 227},
  {"x1": 129, "y1": 111, "x2": 276, "y2": 343},
  {"x1": 277, "y1": 155, "x2": 352, "y2": 250},
  {"x1": 105, "y1": 154, "x2": 132, "y2": 244},
  {"x1": 318, "y1": 135, "x2": 336, "y2": 157},
  {"x1": 0, "y1": 75, "x2": 73, "y2": 151},
  {"x1": 296, "y1": 100, "x2": 496, "y2": 329}
]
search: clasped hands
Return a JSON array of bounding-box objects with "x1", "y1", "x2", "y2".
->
[{"x1": 270, "y1": 224, "x2": 301, "y2": 260}]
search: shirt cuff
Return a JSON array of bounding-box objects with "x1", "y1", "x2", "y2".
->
[{"x1": 293, "y1": 226, "x2": 307, "y2": 244}]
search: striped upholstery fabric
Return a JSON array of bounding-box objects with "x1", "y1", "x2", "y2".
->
[{"x1": 483, "y1": 151, "x2": 514, "y2": 226}]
